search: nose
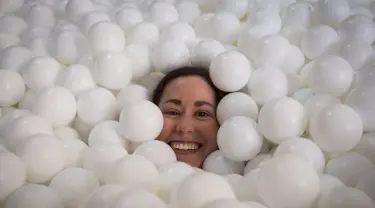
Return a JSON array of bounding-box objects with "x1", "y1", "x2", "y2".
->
[{"x1": 175, "y1": 114, "x2": 195, "y2": 134}]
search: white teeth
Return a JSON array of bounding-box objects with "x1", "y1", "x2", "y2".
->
[{"x1": 171, "y1": 142, "x2": 199, "y2": 150}]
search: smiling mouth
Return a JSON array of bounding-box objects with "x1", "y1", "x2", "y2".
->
[{"x1": 168, "y1": 141, "x2": 203, "y2": 152}]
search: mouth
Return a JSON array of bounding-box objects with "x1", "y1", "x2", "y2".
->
[{"x1": 167, "y1": 141, "x2": 203, "y2": 153}]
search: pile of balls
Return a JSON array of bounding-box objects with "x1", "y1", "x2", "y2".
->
[{"x1": 1, "y1": 0, "x2": 375, "y2": 207}]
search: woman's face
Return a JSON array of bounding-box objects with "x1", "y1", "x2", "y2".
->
[{"x1": 156, "y1": 75, "x2": 219, "y2": 168}]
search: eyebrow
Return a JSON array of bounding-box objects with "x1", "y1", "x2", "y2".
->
[{"x1": 164, "y1": 99, "x2": 214, "y2": 108}]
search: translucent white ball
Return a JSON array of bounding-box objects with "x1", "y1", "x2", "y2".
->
[
  {"x1": 308, "y1": 55, "x2": 354, "y2": 97},
  {"x1": 25, "y1": 3, "x2": 56, "y2": 28},
  {"x1": 119, "y1": 100, "x2": 163, "y2": 142},
  {"x1": 32, "y1": 86, "x2": 77, "y2": 128},
  {"x1": 173, "y1": 171, "x2": 235, "y2": 208},
  {"x1": 217, "y1": 116, "x2": 263, "y2": 161},
  {"x1": 176, "y1": 1, "x2": 201, "y2": 24},
  {"x1": 138, "y1": 71, "x2": 165, "y2": 92},
  {"x1": 217, "y1": 92, "x2": 259, "y2": 124},
  {"x1": 258, "y1": 154, "x2": 320, "y2": 208},
  {"x1": 81, "y1": 144, "x2": 128, "y2": 183},
  {"x1": 255, "y1": 35, "x2": 292, "y2": 69},
  {"x1": 216, "y1": 0, "x2": 248, "y2": 19},
  {"x1": 15, "y1": 134, "x2": 65, "y2": 183},
  {"x1": 60, "y1": 138, "x2": 88, "y2": 168},
  {"x1": 79, "y1": 185, "x2": 126, "y2": 208},
  {"x1": 106, "y1": 154, "x2": 160, "y2": 193},
  {"x1": 115, "y1": 7, "x2": 143, "y2": 32},
  {"x1": 209, "y1": 50, "x2": 251, "y2": 92},
  {"x1": 88, "y1": 21, "x2": 125, "y2": 54},
  {"x1": 3, "y1": 114, "x2": 54, "y2": 151},
  {"x1": 325, "y1": 152, "x2": 375, "y2": 187},
  {"x1": 151, "y1": 39, "x2": 190, "y2": 73},
  {"x1": 243, "y1": 154, "x2": 272, "y2": 175},
  {"x1": 247, "y1": 68, "x2": 288, "y2": 106},
  {"x1": 318, "y1": 186, "x2": 375, "y2": 208},
  {"x1": 149, "y1": 2, "x2": 179, "y2": 29},
  {"x1": 0, "y1": 70, "x2": 25, "y2": 107},
  {"x1": 317, "y1": 0, "x2": 350, "y2": 28},
  {"x1": 161, "y1": 22, "x2": 196, "y2": 49},
  {"x1": 356, "y1": 170, "x2": 375, "y2": 203},
  {"x1": 92, "y1": 51, "x2": 132, "y2": 90},
  {"x1": 49, "y1": 167, "x2": 100, "y2": 208},
  {"x1": 77, "y1": 87, "x2": 117, "y2": 126},
  {"x1": 80, "y1": 11, "x2": 110, "y2": 35},
  {"x1": 201, "y1": 198, "x2": 248, "y2": 208},
  {"x1": 116, "y1": 84, "x2": 149, "y2": 113},
  {"x1": 0, "y1": 151, "x2": 26, "y2": 202},
  {"x1": 126, "y1": 22, "x2": 159, "y2": 46},
  {"x1": 111, "y1": 187, "x2": 166, "y2": 208},
  {"x1": 339, "y1": 14, "x2": 375, "y2": 44},
  {"x1": 5, "y1": 184, "x2": 63, "y2": 208},
  {"x1": 274, "y1": 137, "x2": 325, "y2": 173},
  {"x1": 0, "y1": 15, "x2": 27, "y2": 36},
  {"x1": 133, "y1": 140, "x2": 176, "y2": 167},
  {"x1": 88, "y1": 120, "x2": 129, "y2": 149},
  {"x1": 300, "y1": 25, "x2": 339, "y2": 60},
  {"x1": 304, "y1": 94, "x2": 341, "y2": 122},
  {"x1": 338, "y1": 38, "x2": 374, "y2": 70},
  {"x1": 209, "y1": 12, "x2": 241, "y2": 44},
  {"x1": 0, "y1": 32, "x2": 20, "y2": 50},
  {"x1": 309, "y1": 103, "x2": 363, "y2": 153},
  {"x1": 354, "y1": 132, "x2": 375, "y2": 164},
  {"x1": 190, "y1": 39, "x2": 226, "y2": 68},
  {"x1": 123, "y1": 44, "x2": 152, "y2": 81},
  {"x1": 22, "y1": 56, "x2": 61, "y2": 92},
  {"x1": 202, "y1": 150, "x2": 245, "y2": 175},
  {"x1": 258, "y1": 97, "x2": 307, "y2": 144},
  {"x1": 56, "y1": 64, "x2": 97, "y2": 97}
]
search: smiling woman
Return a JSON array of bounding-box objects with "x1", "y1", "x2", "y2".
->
[{"x1": 152, "y1": 66, "x2": 228, "y2": 168}]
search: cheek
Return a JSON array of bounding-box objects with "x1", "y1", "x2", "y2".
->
[
  {"x1": 157, "y1": 117, "x2": 174, "y2": 141},
  {"x1": 200, "y1": 122, "x2": 219, "y2": 150}
]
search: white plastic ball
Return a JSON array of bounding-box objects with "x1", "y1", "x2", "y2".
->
[
  {"x1": 123, "y1": 44, "x2": 152, "y2": 81},
  {"x1": 0, "y1": 32, "x2": 20, "y2": 51},
  {"x1": 49, "y1": 167, "x2": 100, "y2": 208},
  {"x1": 60, "y1": 138, "x2": 88, "y2": 168},
  {"x1": 258, "y1": 97, "x2": 307, "y2": 144},
  {"x1": 173, "y1": 171, "x2": 235, "y2": 208},
  {"x1": 216, "y1": 92, "x2": 258, "y2": 125},
  {"x1": 274, "y1": 137, "x2": 326, "y2": 173},
  {"x1": 354, "y1": 132, "x2": 375, "y2": 164},
  {"x1": 339, "y1": 14, "x2": 375, "y2": 45},
  {"x1": 88, "y1": 120, "x2": 129, "y2": 149},
  {"x1": 300, "y1": 25, "x2": 339, "y2": 60},
  {"x1": 77, "y1": 87, "x2": 117, "y2": 126},
  {"x1": 160, "y1": 22, "x2": 196, "y2": 48},
  {"x1": 5, "y1": 184, "x2": 63, "y2": 208},
  {"x1": 151, "y1": 39, "x2": 190, "y2": 73},
  {"x1": 0, "y1": 15, "x2": 27, "y2": 36},
  {"x1": 325, "y1": 152, "x2": 375, "y2": 187},
  {"x1": 138, "y1": 71, "x2": 165, "y2": 92},
  {"x1": 216, "y1": 0, "x2": 248, "y2": 19},
  {"x1": 22, "y1": 56, "x2": 61, "y2": 92},
  {"x1": 0, "y1": 151, "x2": 26, "y2": 202},
  {"x1": 64, "y1": 0, "x2": 96, "y2": 23},
  {"x1": 209, "y1": 12, "x2": 241, "y2": 44},
  {"x1": 80, "y1": 11, "x2": 110, "y2": 35},
  {"x1": 25, "y1": 3, "x2": 56, "y2": 28},
  {"x1": 92, "y1": 51, "x2": 132, "y2": 90},
  {"x1": 176, "y1": 1, "x2": 202, "y2": 24},
  {"x1": 338, "y1": 38, "x2": 374, "y2": 70},
  {"x1": 81, "y1": 144, "x2": 128, "y2": 183},
  {"x1": 32, "y1": 86, "x2": 77, "y2": 128},
  {"x1": 0, "y1": 45, "x2": 33, "y2": 72},
  {"x1": 258, "y1": 154, "x2": 320, "y2": 208},
  {"x1": 202, "y1": 150, "x2": 245, "y2": 175},
  {"x1": 149, "y1": 2, "x2": 179, "y2": 29},
  {"x1": 243, "y1": 154, "x2": 272, "y2": 175},
  {"x1": 133, "y1": 140, "x2": 177, "y2": 167},
  {"x1": 126, "y1": 22, "x2": 160, "y2": 46},
  {"x1": 119, "y1": 100, "x2": 163, "y2": 142},
  {"x1": 201, "y1": 198, "x2": 248, "y2": 208},
  {"x1": 106, "y1": 154, "x2": 160, "y2": 192},
  {"x1": 210, "y1": 50, "x2": 251, "y2": 92},
  {"x1": 190, "y1": 39, "x2": 226, "y2": 68},
  {"x1": 309, "y1": 103, "x2": 363, "y2": 153},
  {"x1": 356, "y1": 170, "x2": 375, "y2": 203},
  {"x1": 56, "y1": 64, "x2": 97, "y2": 97},
  {"x1": 116, "y1": 84, "x2": 150, "y2": 113},
  {"x1": 304, "y1": 94, "x2": 341, "y2": 121},
  {"x1": 0, "y1": 0, "x2": 23, "y2": 13},
  {"x1": 79, "y1": 185, "x2": 126, "y2": 208},
  {"x1": 247, "y1": 68, "x2": 289, "y2": 106},
  {"x1": 15, "y1": 134, "x2": 65, "y2": 183},
  {"x1": 256, "y1": 35, "x2": 292, "y2": 69},
  {"x1": 317, "y1": 0, "x2": 350, "y2": 28},
  {"x1": 217, "y1": 116, "x2": 263, "y2": 161},
  {"x1": 88, "y1": 21, "x2": 125, "y2": 54},
  {"x1": 0, "y1": 70, "x2": 25, "y2": 107},
  {"x1": 115, "y1": 7, "x2": 143, "y2": 32},
  {"x1": 2, "y1": 114, "x2": 54, "y2": 151},
  {"x1": 308, "y1": 55, "x2": 354, "y2": 97},
  {"x1": 318, "y1": 186, "x2": 375, "y2": 208},
  {"x1": 111, "y1": 187, "x2": 166, "y2": 208}
]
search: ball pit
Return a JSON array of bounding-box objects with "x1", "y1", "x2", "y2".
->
[{"x1": 0, "y1": 0, "x2": 375, "y2": 208}]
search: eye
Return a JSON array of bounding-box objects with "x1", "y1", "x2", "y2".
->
[
  {"x1": 195, "y1": 111, "x2": 211, "y2": 118},
  {"x1": 164, "y1": 110, "x2": 181, "y2": 116}
]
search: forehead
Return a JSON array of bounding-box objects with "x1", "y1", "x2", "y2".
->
[{"x1": 160, "y1": 76, "x2": 216, "y2": 104}]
